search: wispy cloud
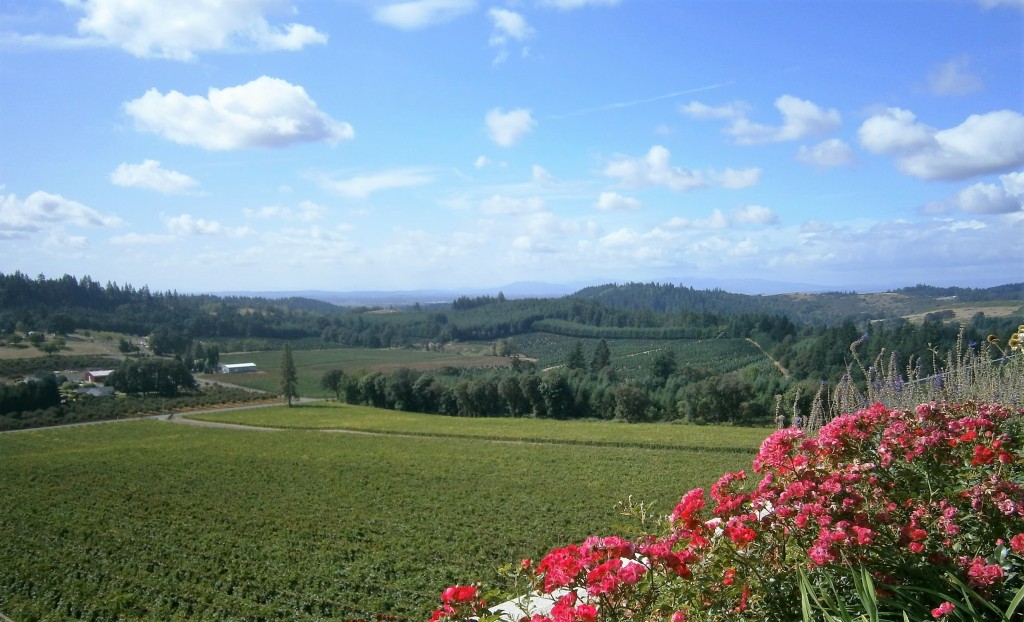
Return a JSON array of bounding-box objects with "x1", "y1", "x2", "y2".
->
[
  {"x1": 548, "y1": 82, "x2": 733, "y2": 120},
  {"x1": 316, "y1": 168, "x2": 435, "y2": 199}
]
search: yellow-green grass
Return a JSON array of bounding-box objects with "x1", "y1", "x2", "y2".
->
[
  {"x1": 191, "y1": 402, "x2": 773, "y2": 452},
  {"x1": 0, "y1": 418, "x2": 760, "y2": 621}
]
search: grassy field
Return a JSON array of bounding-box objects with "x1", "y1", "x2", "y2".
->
[
  {"x1": 0, "y1": 408, "x2": 766, "y2": 621},
  {"x1": 192, "y1": 402, "x2": 772, "y2": 451}
]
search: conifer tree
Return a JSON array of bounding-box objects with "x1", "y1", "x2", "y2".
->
[{"x1": 280, "y1": 342, "x2": 298, "y2": 407}]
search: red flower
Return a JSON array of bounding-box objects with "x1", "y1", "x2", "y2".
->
[
  {"x1": 1010, "y1": 533, "x2": 1024, "y2": 554},
  {"x1": 931, "y1": 601, "x2": 955, "y2": 618}
]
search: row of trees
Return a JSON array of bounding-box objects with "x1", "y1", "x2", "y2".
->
[
  {"x1": 107, "y1": 358, "x2": 197, "y2": 397},
  {"x1": 317, "y1": 358, "x2": 777, "y2": 425}
]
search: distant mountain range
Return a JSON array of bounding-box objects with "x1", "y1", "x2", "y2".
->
[{"x1": 212, "y1": 278, "x2": 854, "y2": 307}]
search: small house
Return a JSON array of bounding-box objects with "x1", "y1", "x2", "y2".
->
[
  {"x1": 220, "y1": 363, "x2": 257, "y2": 374},
  {"x1": 85, "y1": 369, "x2": 114, "y2": 384}
]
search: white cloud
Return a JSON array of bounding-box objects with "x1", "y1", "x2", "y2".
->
[
  {"x1": 0, "y1": 188, "x2": 122, "y2": 236},
  {"x1": 164, "y1": 214, "x2": 250, "y2": 237},
  {"x1": 859, "y1": 108, "x2": 1024, "y2": 180},
  {"x1": 474, "y1": 155, "x2": 491, "y2": 168},
  {"x1": 318, "y1": 168, "x2": 434, "y2": 199},
  {"x1": 927, "y1": 56, "x2": 983, "y2": 96},
  {"x1": 604, "y1": 146, "x2": 706, "y2": 191},
  {"x1": 489, "y1": 8, "x2": 532, "y2": 44},
  {"x1": 733, "y1": 204, "x2": 779, "y2": 225},
  {"x1": 679, "y1": 100, "x2": 750, "y2": 120},
  {"x1": 934, "y1": 171, "x2": 1024, "y2": 215},
  {"x1": 373, "y1": 0, "x2": 477, "y2": 30},
  {"x1": 110, "y1": 160, "x2": 199, "y2": 194},
  {"x1": 594, "y1": 191, "x2": 641, "y2": 212},
  {"x1": 45, "y1": 229, "x2": 89, "y2": 250},
  {"x1": 244, "y1": 200, "x2": 327, "y2": 221},
  {"x1": 711, "y1": 167, "x2": 762, "y2": 189},
  {"x1": 537, "y1": 0, "x2": 622, "y2": 9},
  {"x1": 663, "y1": 210, "x2": 730, "y2": 230},
  {"x1": 725, "y1": 95, "x2": 841, "y2": 145},
  {"x1": 60, "y1": 0, "x2": 326, "y2": 60},
  {"x1": 109, "y1": 232, "x2": 176, "y2": 245},
  {"x1": 796, "y1": 139, "x2": 857, "y2": 168},
  {"x1": 485, "y1": 107, "x2": 535, "y2": 147},
  {"x1": 953, "y1": 182, "x2": 1022, "y2": 214},
  {"x1": 532, "y1": 165, "x2": 556, "y2": 184},
  {"x1": 488, "y1": 8, "x2": 532, "y2": 63},
  {"x1": 124, "y1": 76, "x2": 353, "y2": 150},
  {"x1": 480, "y1": 194, "x2": 546, "y2": 215}
]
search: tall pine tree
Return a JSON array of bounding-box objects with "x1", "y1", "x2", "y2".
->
[{"x1": 280, "y1": 342, "x2": 298, "y2": 407}]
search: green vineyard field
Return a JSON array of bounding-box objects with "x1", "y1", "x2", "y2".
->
[{"x1": 0, "y1": 409, "x2": 765, "y2": 621}]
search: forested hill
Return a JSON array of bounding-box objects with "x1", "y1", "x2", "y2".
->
[{"x1": 572, "y1": 282, "x2": 1024, "y2": 325}]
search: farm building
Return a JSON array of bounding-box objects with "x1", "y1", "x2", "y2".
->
[
  {"x1": 220, "y1": 363, "x2": 257, "y2": 374},
  {"x1": 84, "y1": 369, "x2": 114, "y2": 383}
]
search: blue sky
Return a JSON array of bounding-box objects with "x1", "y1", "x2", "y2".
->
[{"x1": 1, "y1": 0, "x2": 1022, "y2": 295}]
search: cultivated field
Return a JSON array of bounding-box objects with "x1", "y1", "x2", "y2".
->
[{"x1": 0, "y1": 406, "x2": 766, "y2": 621}]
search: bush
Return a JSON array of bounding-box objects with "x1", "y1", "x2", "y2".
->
[{"x1": 432, "y1": 401, "x2": 1023, "y2": 621}]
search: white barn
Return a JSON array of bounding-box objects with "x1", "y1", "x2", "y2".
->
[{"x1": 220, "y1": 363, "x2": 257, "y2": 374}]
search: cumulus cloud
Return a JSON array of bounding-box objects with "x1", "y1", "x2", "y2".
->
[
  {"x1": 927, "y1": 56, "x2": 983, "y2": 96},
  {"x1": 489, "y1": 8, "x2": 532, "y2": 63},
  {"x1": 474, "y1": 155, "x2": 491, "y2": 169},
  {"x1": 373, "y1": 0, "x2": 477, "y2": 30},
  {"x1": 164, "y1": 214, "x2": 250, "y2": 237},
  {"x1": 59, "y1": 0, "x2": 326, "y2": 60},
  {"x1": 485, "y1": 107, "x2": 535, "y2": 147},
  {"x1": 858, "y1": 108, "x2": 1024, "y2": 180},
  {"x1": 603, "y1": 146, "x2": 706, "y2": 191},
  {"x1": 109, "y1": 160, "x2": 199, "y2": 194},
  {"x1": 725, "y1": 95, "x2": 841, "y2": 145},
  {"x1": 480, "y1": 194, "x2": 546, "y2": 215},
  {"x1": 0, "y1": 188, "x2": 122, "y2": 237},
  {"x1": 796, "y1": 139, "x2": 857, "y2": 168},
  {"x1": 594, "y1": 192, "x2": 641, "y2": 211},
  {"x1": 317, "y1": 168, "x2": 434, "y2": 199},
  {"x1": 124, "y1": 76, "x2": 353, "y2": 150},
  {"x1": 928, "y1": 171, "x2": 1024, "y2": 215}
]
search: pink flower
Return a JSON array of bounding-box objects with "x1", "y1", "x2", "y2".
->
[
  {"x1": 964, "y1": 556, "x2": 1004, "y2": 587},
  {"x1": 931, "y1": 601, "x2": 955, "y2": 618}
]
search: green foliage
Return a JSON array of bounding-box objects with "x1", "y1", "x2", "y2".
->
[
  {"x1": 321, "y1": 368, "x2": 345, "y2": 401},
  {"x1": 0, "y1": 412, "x2": 760, "y2": 620},
  {"x1": 279, "y1": 343, "x2": 298, "y2": 406},
  {"x1": 108, "y1": 357, "x2": 197, "y2": 397}
]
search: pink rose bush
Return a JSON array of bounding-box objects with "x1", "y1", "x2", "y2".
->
[{"x1": 430, "y1": 401, "x2": 1024, "y2": 621}]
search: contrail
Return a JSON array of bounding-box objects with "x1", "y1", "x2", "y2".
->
[{"x1": 546, "y1": 81, "x2": 734, "y2": 120}]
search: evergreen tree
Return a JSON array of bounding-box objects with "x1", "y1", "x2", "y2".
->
[
  {"x1": 280, "y1": 342, "x2": 298, "y2": 406},
  {"x1": 566, "y1": 340, "x2": 586, "y2": 371},
  {"x1": 590, "y1": 338, "x2": 611, "y2": 372}
]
